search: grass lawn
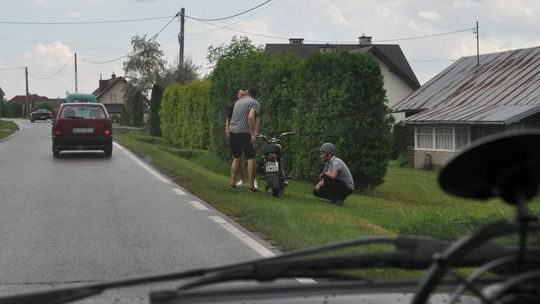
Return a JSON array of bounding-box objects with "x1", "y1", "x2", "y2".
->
[
  {"x1": 0, "y1": 119, "x2": 19, "y2": 140},
  {"x1": 114, "y1": 131, "x2": 538, "y2": 256}
]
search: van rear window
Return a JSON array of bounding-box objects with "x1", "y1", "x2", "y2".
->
[{"x1": 61, "y1": 105, "x2": 105, "y2": 119}]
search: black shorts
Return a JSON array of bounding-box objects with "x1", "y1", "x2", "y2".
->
[{"x1": 230, "y1": 133, "x2": 255, "y2": 159}]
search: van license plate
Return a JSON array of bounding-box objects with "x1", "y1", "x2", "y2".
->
[
  {"x1": 266, "y1": 161, "x2": 279, "y2": 172},
  {"x1": 73, "y1": 128, "x2": 94, "y2": 134}
]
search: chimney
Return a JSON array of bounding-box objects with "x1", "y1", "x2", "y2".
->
[
  {"x1": 289, "y1": 38, "x2": 304, "y2": 45},
  {"x1": 359, "y1": 35, "x2": 372, "y2": 46},
  {"x1": 99, "y1": 80, "x2": 108, "y2": 93}
]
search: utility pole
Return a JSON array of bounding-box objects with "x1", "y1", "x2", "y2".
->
[
  {"x1": 25, "y1": 67, "x2": 29, "y2": 116},
  {"x1": 178, "y1": 7, "x2": 185, "y2": 68},
  {"x1": 74, "y1": 52, "x2": 78, "y2": 93},
  {"x1": 476, "y1": 21, "x2": 479, "y2": 66}
]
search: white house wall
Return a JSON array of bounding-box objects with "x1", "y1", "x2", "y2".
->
[{"x1": 376, "y1": 58, "x2": 414, "y2": 123}]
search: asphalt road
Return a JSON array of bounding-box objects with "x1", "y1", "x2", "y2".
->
[{"x1": 0, "y1": 119, "x2": 279, "y2": 302}]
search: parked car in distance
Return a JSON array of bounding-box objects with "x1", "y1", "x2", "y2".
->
[
  {"x1": 51, "y1": 103, "x2": 113, "y2": 157},
  {"x1": 30, "y1": 108, "x2": 52, "y2": 122},
  {"x1": 66, "y1": 93, "x2": 97, "y2": 103}
]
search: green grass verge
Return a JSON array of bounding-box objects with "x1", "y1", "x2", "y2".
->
[
  {"x1": 114, "y1": 132, "x2": 538, "y2": 246},
  {"x1": 0, "y1": 119, "x2": 19, "y2": 140}
]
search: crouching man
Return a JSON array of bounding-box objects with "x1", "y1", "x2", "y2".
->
[{"x1": 313, "y1": 143, "x2": 354, "y2": 205}]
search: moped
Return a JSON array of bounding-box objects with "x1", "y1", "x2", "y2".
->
[{"x1": 257, "y1": 132, "x2": 295, "y2": 197}]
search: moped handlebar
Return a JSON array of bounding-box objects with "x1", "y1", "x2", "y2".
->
[{"x1": 256, "y1": 132, "x2": 295, "y2": 141}]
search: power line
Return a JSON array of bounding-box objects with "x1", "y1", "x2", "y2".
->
[
  {"x1": 151, "y1": 14, "x2": 179, "y2": 40},
  {"x1": 372, "y1": 28, "x2": 475, "y2": 43},
  {"x1": 79, "y1": 54, "x2": 128, "y2": 64},
  {"x1": 185, "y1": 0, "x2": 272, "y2": 22},
  {"x1": 185, "y1": 0, "x2": 276, "y2": 37},
  {"x1": 0, "y1": 66, "x2": 25, "y2": 71},
  {"x1": 28, "y1": 55, "x2": 74, "y2": 80},
  {"x1": 0, "y1": 16, "x2": 174, "y2": 25},
  {"x1": 188, "y1": 16, "x2": 474, "y2": 44}
]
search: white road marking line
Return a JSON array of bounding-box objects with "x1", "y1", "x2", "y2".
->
[
  {"x1": 113, "y1": 142, "x2": 125, "y2": 150},
  {"x1": 189, "y1": 200, "x2": 208, "y2": 210},
  {"x1": 173, "y1": 188, "x2": 186, "y2": 196},
  {"x1": 119, "y1": 146, "x2": 171, "y2": 185},
  {"x1": 209, "y1": 216, "x2": 275, "y2": 258},
  {"x1": 209, "y1": 216, "x2": 316, "y2": 284}
]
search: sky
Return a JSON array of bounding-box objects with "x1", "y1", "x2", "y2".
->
[{"x1": 0, "y1": 0, "x2": 539, "y2": 100}]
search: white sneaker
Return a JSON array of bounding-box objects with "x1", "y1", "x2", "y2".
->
[
  {"x1": 236, "y1": 180, "x2": 244, "y2": 187},
  {"x1": 254, "y1": 179, "x2": 258, "y2": 190}
]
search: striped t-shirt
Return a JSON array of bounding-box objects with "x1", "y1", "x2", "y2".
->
[{"x1": 229, "y1": 96, "x2": 260, "y2": 134}]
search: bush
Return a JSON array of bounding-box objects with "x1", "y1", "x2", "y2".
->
[
  {"x1": 292, "y1": 51, "x2": 392, "y2": 191},
  {"x1": 391, "y1": 122, "x2": 406, "y2": 159},
  {"x1": 160, "y1": 80, "x2": 211, "y2": 149},
  {"x1": 396, "y1": 153, "x2": 413, "y2": 167},
  {"x1": 208, "y1": 51, "x2": 392, "y2": 191},
  {"x1": 2, "y1": 103, "x2": 23, "y2": 118}
]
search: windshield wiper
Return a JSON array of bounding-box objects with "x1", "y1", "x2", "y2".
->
[{"x1": 0, "y1": 235, "x2": 516, "y2": 304}]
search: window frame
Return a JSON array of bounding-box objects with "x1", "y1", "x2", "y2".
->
[{"x1": 414, "y1": 126, "x2": 470, "y2": 152}]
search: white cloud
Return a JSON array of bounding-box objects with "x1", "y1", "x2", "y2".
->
[
  {"x1": 418, "y1": 10, "x2": 440, "y2": 22},
  {"x1": 329, "y1": 6, "x2": 351, "y2": 26},
  {"x1": 33, "y1": 41, "x2": 73, "y2": 67},
  {"x1": 66, "y1": 11, "x2": 82, "y2": 18}
]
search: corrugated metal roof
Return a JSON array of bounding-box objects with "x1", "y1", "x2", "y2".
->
[
  {"x1": 405, "y1": 104, "x2": 540, "y2": 125},
  {"x1": 392, "y1": 46, "x2": 540, "y2": 115}
]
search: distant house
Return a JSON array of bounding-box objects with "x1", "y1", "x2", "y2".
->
[
  {"x1": 6, "y1": 94, "x2": 64, "y2": 111},
  {"x1": 391, "y1": 46, "x2": 540, "y2": 169},
  {"x1": 92, "y1": 73, "x2": 149, "y2": 121},
  {"x1": 92, "y1": 73, "x2": 128, "y2": 116},
  {"x1": 265, "y1": 36, "x2": 420, "y2": 122},
  {"x1": 0, "y1": 87, "x2": 5, "y2": 102}
]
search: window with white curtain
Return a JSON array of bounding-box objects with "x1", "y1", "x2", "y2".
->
[
  {"x1": 415, "y1": 126, "x2": 470, "y2": 151},
  {"x1": 416, "y1": 127, "x2": 433, "y2": 149}
]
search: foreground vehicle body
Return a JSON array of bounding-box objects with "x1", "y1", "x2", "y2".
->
[
  {"x1": 51, "y1": 103, "x2": 113, "y2": 157},
  {"x1": 3, "y1": 130, "x2": 539, "y2": 303}
]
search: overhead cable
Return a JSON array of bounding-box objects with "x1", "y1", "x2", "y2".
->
[
  {"x1": 28, "y1": 55, "x2": 74, "y2": 80},
  {"x1": 0, "y1": 66, "x2": 25, "y2": 71},
  {"x1": 79, "y1": 54, "x2": 128, "y2": 64},
  {"x1": 372, "y1": 28, "x2": 475, "y2": 43},
  {"x1": 151, "y1": 14, "x2": 179, "y2": 40},
  {"x1": 0, "y1": 16, "x2": 174, "y2": 25},
  {"x1": 185, "y1": 0, "x2": 272, "y2": 22}
]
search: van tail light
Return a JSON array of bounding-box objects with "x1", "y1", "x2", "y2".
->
[
  {"x1": 104, "y1": 126, "x2": 112, "y2": 136},
  {"x1": 266, "y1": 153, "x2": 277, "y2": 162}
]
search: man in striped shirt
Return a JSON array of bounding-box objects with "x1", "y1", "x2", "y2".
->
[{"x1": 229, "y1": 86, "x2": 261, "y2": 192}]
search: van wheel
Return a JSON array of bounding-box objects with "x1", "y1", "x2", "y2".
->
[
  {"x1": 53, "y1": 148, "x2": 60, "y2": 158},
  {"x1": 104, "y1": 148, "x2": 112, "y2": 157}
]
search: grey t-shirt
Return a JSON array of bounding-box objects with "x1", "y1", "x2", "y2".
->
[
  {"x1": 229, "y1": 96, "x2": 260, "y2": 134},
  {"x1": 324, "y1": 156, "x2": 355, "y2": 190}
]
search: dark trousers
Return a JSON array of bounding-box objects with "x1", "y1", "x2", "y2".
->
[{"x1": 313, "y1": 175, "x2": 352, "y2": 202}]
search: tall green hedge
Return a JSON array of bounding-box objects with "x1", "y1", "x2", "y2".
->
[
  {"x1": 207, "y1": 51, "x2": 392, "y2": 191},
  {"x1": 208, "y1": 53, "x2": 302, "y2": 162},
  {"x1": 160, "y1": 79, "x2": 211, "y2": 149},
  {"x1": 2, "y1": 103, "x2": 23, "y2": 118},
  {"x1": 292, "y1": 51, "x2": 392, "y2": 190}
]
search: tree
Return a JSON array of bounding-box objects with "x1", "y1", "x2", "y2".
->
[
  {"x1": 207, "y1": 36, "x2": 262, "y2": 67},
  {"x1": 162, "y1": 57, "x2": 200, "y2": 85},
  {"x1": 122, "y1": 35, "x2": 166, "y2": 126},
  {"x1": 149, "y1": 84, "x2": 163, "y2": 137}
]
